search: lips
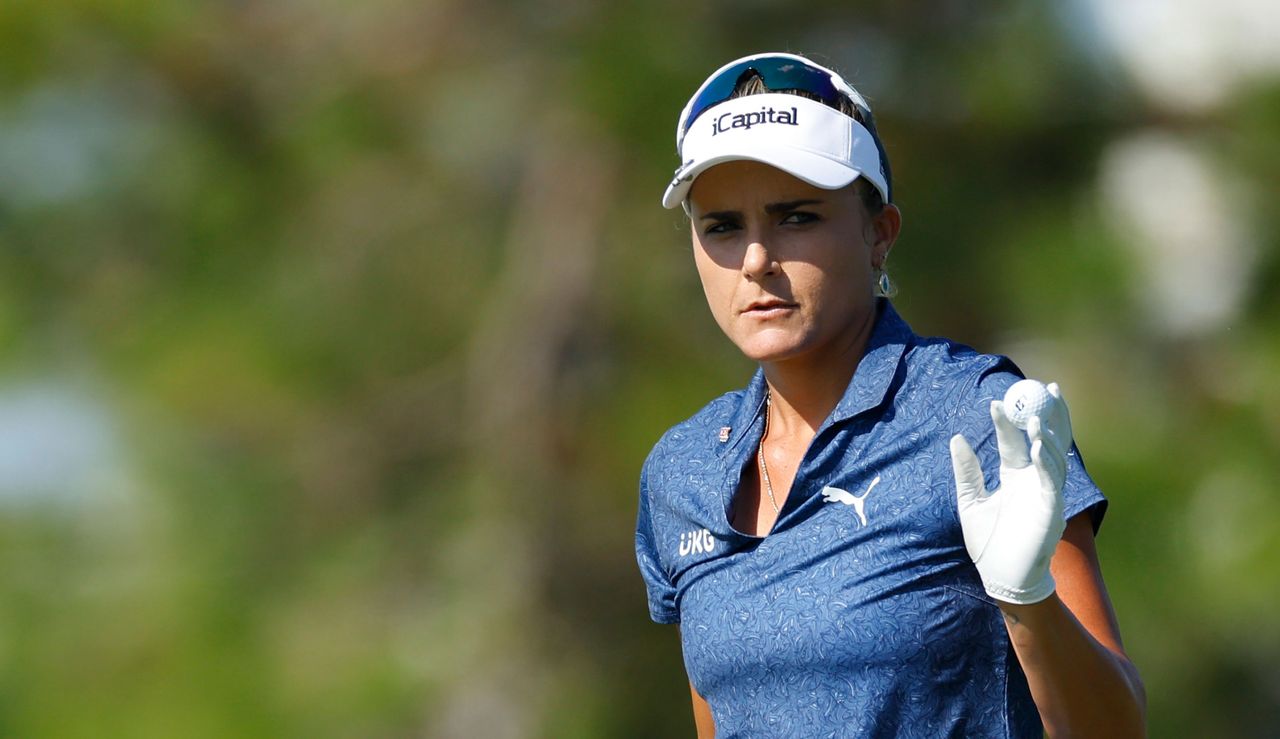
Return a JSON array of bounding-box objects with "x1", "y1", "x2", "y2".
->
[{"x1": 743, "y1": 298, "x2": 798, "y2": 315}]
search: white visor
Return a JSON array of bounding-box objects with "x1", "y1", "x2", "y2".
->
[{"x1": 661, "y1": 93, "x2": 889, "y2": 210}]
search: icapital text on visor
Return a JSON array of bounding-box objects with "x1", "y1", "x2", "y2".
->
[{"x1": 709, "y1": 105, "x2": 799, "y2": 136}]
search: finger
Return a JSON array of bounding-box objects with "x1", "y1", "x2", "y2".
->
[
  {"x1": 1031, "y1": 437, "x2": 1066, "y2": 501},
  {"x1": 1027, "y1": 414, "x2": 1068, "y2": 471},
  {"x1": 1045, "y1": 382, "x2": 1074, "y2": 450},
  {"x1": 991, "y1": 399, "x2": 1030, "y2": 469},
  {"x1": 949, "y1": 434, "x2": 987, "y2": 506}
]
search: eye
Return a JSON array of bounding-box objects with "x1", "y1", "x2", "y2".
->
[
  {"x1": 780, "y1": 211, "x2": 819, "y2": 225},
  {"x1": 703, "y1": 219, "x2": 741, "y2": 236}
]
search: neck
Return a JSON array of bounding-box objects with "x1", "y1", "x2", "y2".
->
[{"x1": 761, "y1": 302, "x2": 880, "y2": 438}]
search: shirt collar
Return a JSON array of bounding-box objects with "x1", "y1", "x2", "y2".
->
[
  {"x1": 722, "y1": 299, "x2": 913, "y2": 452},
  {"x1": 828, "y1": 298, "x2": 913, "y2": 425},
  {"x1": 721, "y1": 369, "x2": 769, "y2": 455}
]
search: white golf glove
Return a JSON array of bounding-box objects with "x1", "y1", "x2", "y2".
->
[{"x1": 949, "y1": 382, "x2": 1073, "y2": 605}]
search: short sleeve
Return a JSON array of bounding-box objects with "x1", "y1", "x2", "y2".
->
[
  {"x1": 635, "y1": 461, "x2": 680, "y2": 624},
  {"x1": 966, "y1": 361, "x2": 1109, "y2": 533}
]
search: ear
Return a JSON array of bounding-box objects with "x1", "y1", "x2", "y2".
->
[{"x1": 869, "y1": 203, "x2": 902, "y2": 268}]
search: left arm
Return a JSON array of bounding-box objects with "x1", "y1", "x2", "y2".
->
[
  {"x1": 950, "y1": 381, "x2": 1146, "y2": 737},
  {"x1": 1002, "y1": 514, "x2": 1146, "y2": 738}
]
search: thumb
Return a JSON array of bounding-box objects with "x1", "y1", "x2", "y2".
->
[{"x1": 950, "y1": 434, "x2": 987, "y2": 507}]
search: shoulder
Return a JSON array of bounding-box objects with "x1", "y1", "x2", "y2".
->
[
  {"x1": 642, "y1": 387, "x2": 746, "y2": 485},
  {"x1": 897, "y1": 332, "x2": 1024, "y2": 413}
]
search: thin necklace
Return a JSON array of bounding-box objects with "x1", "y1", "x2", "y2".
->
[{"x1": 758, "y1": 392, "x2": 780, "y2": 515}]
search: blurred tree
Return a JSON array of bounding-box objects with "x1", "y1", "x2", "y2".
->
[{"x1": 0, "y1": 1, "x2": 1276, "y2": 737}]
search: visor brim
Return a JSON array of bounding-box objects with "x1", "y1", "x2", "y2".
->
[{"x1": 662, "y1": 147, "x2": 865, "y2": 210}]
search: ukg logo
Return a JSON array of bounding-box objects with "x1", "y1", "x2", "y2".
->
[{"x1": 679, "y1": 528, "x2": 715, "y2": 557}]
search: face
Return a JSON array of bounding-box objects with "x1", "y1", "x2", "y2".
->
[{"x1": 687, "y1": 160, "x2": 899, "y2": 367}]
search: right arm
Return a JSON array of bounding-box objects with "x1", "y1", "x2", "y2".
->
[{"x1": 690, "y1": 681, "x2": 715, "y2": 738}]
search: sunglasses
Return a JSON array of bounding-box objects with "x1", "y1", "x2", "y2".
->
[
  {"x1": 682, "y1": 55, "x2": 856, "y2": 136},
  {"x1": 679, "y1": 54, "x2": 892, "y2": 201}
]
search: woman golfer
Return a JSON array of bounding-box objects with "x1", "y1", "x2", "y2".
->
[{"x1": 634, "y1": 52, "x2": 1146, "y2": 737}]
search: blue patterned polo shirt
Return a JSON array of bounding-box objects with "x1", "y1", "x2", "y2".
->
[{"x1": 635, "y1": 300, "x2": 1107, "y2": 737}]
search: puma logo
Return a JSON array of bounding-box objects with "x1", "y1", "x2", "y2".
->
[{"x1": 821, "y1": 476, "x2": 881, "y2": 527}]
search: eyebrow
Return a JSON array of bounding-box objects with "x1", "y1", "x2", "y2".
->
[{"x1": 697, "y1": 198, "x2": 825, "y2": 221}]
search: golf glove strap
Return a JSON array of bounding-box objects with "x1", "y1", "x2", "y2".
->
[{"x1": 949, "y1": 384, "x2": 1073, "y2": 605}]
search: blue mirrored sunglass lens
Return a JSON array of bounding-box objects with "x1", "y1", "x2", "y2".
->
[{"x1": 683, "y1": 58, "x2": 841, "y2": 134}]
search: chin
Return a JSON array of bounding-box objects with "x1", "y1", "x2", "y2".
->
[{"x1": 734, "y1": 334, "x2": 809, "y2": 363}]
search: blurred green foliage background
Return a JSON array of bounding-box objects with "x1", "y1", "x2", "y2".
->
[{"x1": 0, "y1": 1, "x2": 1277, "y2": 737}]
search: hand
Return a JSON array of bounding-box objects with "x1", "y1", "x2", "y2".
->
[{"x1": 950, "y1": 382, "x2": 1073, "y2": 605}]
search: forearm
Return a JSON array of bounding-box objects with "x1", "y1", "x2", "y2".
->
[
  {"x1": 689, "y1": 680, "x2": 715, "y2": 738},
  {"x1": 1002, "y1": 595, "x2": 1146, "y2": 738}
]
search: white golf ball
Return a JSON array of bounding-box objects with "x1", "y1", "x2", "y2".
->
[{"x1": 1003, "y1": 379, "x2": 1053, "y2": 430}]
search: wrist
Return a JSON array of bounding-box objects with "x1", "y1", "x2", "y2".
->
[
  {"x1": 983, "y1": 572, "x2": 1056, "y2": 606},
  {"x1": 997, "y1": 591, "x2": 1062, "y2": 625}
]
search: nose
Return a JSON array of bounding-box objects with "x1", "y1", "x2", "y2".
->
[{"x1": 742, "y1": 240, "x2": 777, "y2": 282}]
